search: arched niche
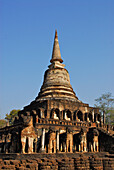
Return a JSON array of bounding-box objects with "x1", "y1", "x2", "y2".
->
[
  {"x1": 77, "y1": 111, "x2": 83, "y2": 121},
  {"x1": 50, "y1": 108, "x2": 60, "y2": 120},
  {"x1": 88, "y1": 112, "x2": 92, "y2": 122},
  {"x1": 63, "y1": 110, "x2": 72, "y2": 121}
]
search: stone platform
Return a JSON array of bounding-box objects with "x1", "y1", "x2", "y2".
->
[{"x1": 0, "y1": 152, "x2": 114, "y2": 170}]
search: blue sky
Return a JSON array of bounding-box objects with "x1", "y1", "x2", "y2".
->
[{"x1": 0, "y1": 0, "x2": 114, "y2": 119}]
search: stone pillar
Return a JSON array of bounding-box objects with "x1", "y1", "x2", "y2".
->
[
  {"x1": 93, "y1": 141, "x2": 96, "y2": 152},
  {"x1": 28, "y1": 137, "x2": 33, "y2": 153},
  {"x1": 41, "y1": 110, "x2": 43, "y2": 118},
  {"x1": 64, "y1": 112, "x2": 67, "y2": 120},
  {"x1": 91, "y1": 144, "x2": 93, "y2": 152},
  {"x1": 80, "y1": 141, "x2": 83, "y2": 152},
  {"x1": 41, "y1": 128, "x2": 45, "y2": 152},
  {"x1": 64, "y1": 144, "x2": 66, "y2": 152},
  {"x1": 48, "y1": 131, "x2": 56, "y2": 153},
  {"x1": 84, "y1": 133, "x2": 87, "y2": 152},
  {"x1": 47, "y1": 109, "x2": 51, "y2": 119},
  {"x1": 56, "y1": 131, "x2": 59, "y2": 152},
  {"x1": 96, "y1": 141, "x2": 99, "y2": 152},
  {"x1": 21, "y1": 136, "x2": 26, "y2": 153},
  {"x1": 92, "y1": 110, "x2": 94, "y2": 122},
  {"x1": 61, "y1": 143, "x2": 62, "y2": 151},
  {"x1": 36, "y1": 115, "x2": 38, "y2": 123},
  {"x1": 66, "y1": 139, "x2": 68, "y2": 152},
  {"x1": 80, "y1": 131, "x2": 87, "y2": 152},
  {"x1": 66, "y1": 132, "x2": 73, "y2": 153},
  {"x1": 84, "y1": 141, "x2": 87, "y2": 152}
]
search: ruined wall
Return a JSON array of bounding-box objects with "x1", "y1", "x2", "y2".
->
[{"x1": 0, "y1": 153, "x2": 114, "y2": 170}]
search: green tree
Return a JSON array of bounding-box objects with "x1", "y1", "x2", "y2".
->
[
  {"x1": 0, "y1": 119, "x2": 7, "y2": 128},
  {"x1": 94, "y1": 92, "x2": 114, "y2": 125},
  {"x1": 5, "y1": 109, "x2": 20, "y2": 125}
]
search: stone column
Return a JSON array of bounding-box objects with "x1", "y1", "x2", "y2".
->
[
  {"x1": 79, "y1": 144, "x2": 81, "y2": 152},
  {"x1": 28, "y1": 137, "x2": 33, "y2": 153},
  {"x1": 48, "y1": 131, "x2": 56, "y2": 153},
  {"x1": 41, "y1": 110, "x2": 43, "y2": 118},
  {"x1": 91, "y1": 144, "x2": 93, "y2": 152},
  {"x1": 93, "y1": 141, "x2": 96, "y2": 152},
  {"x1": 60, "y1": 143, "x2": 62, "y2": 151},
  {"x1": 47, "y1": 109, "x2": 51, "y2": 119},
  {"x1": 64, "y1": 112, "x2": 67, "y2": 120},
  {"x1": 36, "y1": 115, "x2": 38, "y2": 123},
  {"x1": 96, "y1": 141, "x2": 99, "y2": 152},
  {"x1": 84, "y1": 134, "x2": 87, "y2": 152},
  {"x1": 92, "y1": 110, "x2": 94, "y2": 122},
  {"x1": 66, "y1": 132, "x2": 73, "y2": 153},
  {"x1": 64, "y1": 144, "x2": 66, "y2": 152},
  {"x1": 56, "y1": 131, "x2": 59, "y2": 152},
  {"x1": 84, "y1": 141, "x2": 87, "y2": 152},
  {"x1": 21, "y1": 136, "x2": 26, "y2": 153},
  {"x1": 41, "y1": 128, "x2": 45, "y2": 152},
  {"x1": 80, "y1": 141, "x2": 83, "y2": 152}
]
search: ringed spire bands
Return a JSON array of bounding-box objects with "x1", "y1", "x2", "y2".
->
[{"x1": 36, "y1": 30, "x2": 79, "y2": 101}]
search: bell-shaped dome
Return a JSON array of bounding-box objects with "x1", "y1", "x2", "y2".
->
[{"x1": 36, "y1": 30, "x2": 78, "y2": 101}]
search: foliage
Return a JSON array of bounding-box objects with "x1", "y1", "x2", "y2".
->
[
  {"x1": 94, "y1": 92, "x2": 114, "y2": 125},
  {"x1": 5, "y1": 109, "x2": 20, "y2": 125},
  {"x1": 0, "y1": 119, "x2": 7, "y2": 128}
]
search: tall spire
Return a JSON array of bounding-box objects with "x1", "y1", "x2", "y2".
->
[
  {"x1": 36, "y1": 30, "x2": 79, "y2": 102},
  {"x1": 50, "y1": 30, "x2": 63, "y2": 63}
]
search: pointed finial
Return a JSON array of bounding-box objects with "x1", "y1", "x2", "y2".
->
[
  {"x1": 50, "y1": 30, "x2": 63, "y2": 63},
  {"x1": 55, "y1": 29, "x2": 58, "y2": 38}
]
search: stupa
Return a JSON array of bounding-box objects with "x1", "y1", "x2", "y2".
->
[{"x1": 0, "y1": 30, "x2": 113, "y2": 156}]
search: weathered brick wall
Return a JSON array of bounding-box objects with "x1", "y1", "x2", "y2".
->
[{"x1": 0, "y1": 154, "x2": 114, "y2": 170}]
